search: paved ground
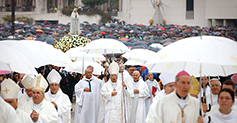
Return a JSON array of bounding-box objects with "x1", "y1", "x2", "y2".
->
[{"x1": 71, "y1": 101, "x2": 75, "y2": 123}]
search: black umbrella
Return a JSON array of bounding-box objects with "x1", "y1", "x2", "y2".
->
[
  {"x1": 131, "y1": 45, "x2": 146, "y2": 50},
  {"x1": 148, "y1": 46, "x2": 160, "y2": 52}
]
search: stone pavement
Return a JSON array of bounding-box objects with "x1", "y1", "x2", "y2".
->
[{"x1": 71, "y1": 101, "x2": 75, "y2": 123}]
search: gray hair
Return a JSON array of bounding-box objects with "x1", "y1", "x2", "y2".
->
[
  {"x1": 210, "y1": 78, "x2": 221, "y2": 86},
  {"x1": 87, "y1": 65, "x2": 94, "y2": 70}
]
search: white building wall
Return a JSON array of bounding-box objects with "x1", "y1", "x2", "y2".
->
[
  {"x1": 205, "y1": 0, "x2": 237, "y2": 19},
  {"x1": 0, "y1": 12, "x2": 101, "y2": 24},
  {"x1": 117, "y1": 0, "x2": 237, "y2": 27}
]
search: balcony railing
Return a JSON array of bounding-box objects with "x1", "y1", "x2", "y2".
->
[{"x1": 0, "y1": 6, "x2": 36, "y2": 12}]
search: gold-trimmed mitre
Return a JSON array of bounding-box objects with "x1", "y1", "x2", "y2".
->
[
  {"x1": 189, "y1": 75, "x2": 200, "y2": 96},
  {"x1": 32, "y1": 74, "x2": 48, "y2": 92}
]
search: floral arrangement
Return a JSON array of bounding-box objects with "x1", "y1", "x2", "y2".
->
[{"x1": 54, "y1": 35, "x2": 91, "y2": 52}]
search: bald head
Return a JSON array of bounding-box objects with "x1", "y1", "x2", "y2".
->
[
  {"x1": 133, "y1": 70, "x2": 140, "y2": 82},
  {"x1": 85, "y1": 68, "x2": 93, "y2": 79}
]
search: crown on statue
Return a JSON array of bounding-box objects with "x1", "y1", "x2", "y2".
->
[{"x1": 75, "y1": 4, "x2": 79, "y2": 8}]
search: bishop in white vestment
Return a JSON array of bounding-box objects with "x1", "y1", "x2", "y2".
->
[
  {"x1": 18, "y1": 74, "x2": 34, "y2": 107},
  {"x1": 146, "y1": 70, "x2": 200, "y2": 123},
  {"x1": 45, "y1": 69, "x2": 72, "y2": 123},
  {"x1": 152, "y1": 73, "x2": 176, "y2": 102},
  {"x1": 0, "y1": 96, "x2": 19, "y2": 123},
  {"x1": 74, "y1": 68, "x2": 103, "y2": 123},
  {"x1": 1, "y1": 78, "x2": 31, "y2": 123},
  {"x1": 100, "y1": 61, "x2": 130, "y2": 123},
  {"x1": 22, "y1": 74, "x2": 58, "y2": 123},
  {"x1": 127, "y1": 71, "x2": 150, "y2": 123}
]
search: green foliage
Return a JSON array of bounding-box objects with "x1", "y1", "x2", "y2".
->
[
  {"x1": 82, "y1": 0, "x2": 109, "y2": 8},
  {"x1": 69, "y1": 1, "x2": 75, "y2": 8},
  {"x1": 62, "y1": 7, "x2": 73, "y2": 16},
  {"x1": 113, "y1": 0, "x2": 119, "y2": 9},
  {"x1": 2, "y1": 15, "x2": 34, "y2": 24}
]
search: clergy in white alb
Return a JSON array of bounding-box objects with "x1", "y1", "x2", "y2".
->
[
  {"x1": 1, "y1": 78, "x2": 32, "y2": 123},
  {"x1": 18, "y1": 74, "x2": 34, "y2": 107},
  {"x1": 118, "y1": 63, "x2": 130, "y2": 82},
  {"x1": 202, "y1": 78, "x2": 221, "y2": 113},
  {"x1": 22, "y1": 74, "x2": 58, "y2": 123},
  {"x1": 146, "y1": 70, "x2": 200, "y2": 123},
  {"x1": 0, "y1": 96, "x2": 20, "y2": 123},
  {"x1": 204, "y1": 88, "x2": 237, "y2": 123},
  {"x1": 127, "y1": 70, "x2": 150, "y2": 123},
  {"x1": 45, "y1": 69, "x2": 72, "y2": 123},
  {"x1": 74, "y1": 68, "x2": 103, "y2": 123},
  {"x1": 198, "y1": 76, "x2": 211, "y2": 100},
  {"x1": 100, "y1": 61, "x2": 130, "y2": 123},
  {"x1": 145, "y1": 72, "x2": 160, "y2": 116},
  {"x1": 124, "y1": 66, "x2": 136, "y2": 85},
  {"x1": 212, "y1": 80, "x2": 237, "y2": 106},
  {"x1": 152, "y1": 73, "x2": 176, "y2": 102}
]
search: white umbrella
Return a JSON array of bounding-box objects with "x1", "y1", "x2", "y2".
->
[
  {"x1": 0, "y1": 45, "x2": 38, "y2": 75},
  {"x1": 0, "y1": 40, "x2": 72, "y2": 68},
  {"x1": 146, "y1": 36, "x2": 237, "y2": 76},
  {"x1": 123, "y1": 49, "x2": 156, "y2": 65},
  {"x1": 64, "y1": 61, "x2": 104, "y2": 75},
  {"x1": 66, "y1": 47, "x2": 105, "y2": 62},
  {"x1": 81, "y1": 39, "x2": 130, "y2": 54},
  {"x1": 150, "y1": 43, "x2": 164, "y2": 49}
]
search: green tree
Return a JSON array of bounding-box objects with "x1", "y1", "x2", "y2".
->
[{"x1": 82, "y1": 0, "x2": 108, "y2": 8}]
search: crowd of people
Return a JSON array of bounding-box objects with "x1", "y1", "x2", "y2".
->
[
  {"x1": 1, "y1": 20, "x2": 237, "y2": 123},
  {"x1": 1, "y1": 57, "x2": 237, "y2": 123},
  {"x1": 1, "y1": 21, "x2": 237, "y2": 49}
]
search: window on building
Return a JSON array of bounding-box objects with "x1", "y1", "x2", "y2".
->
[
  {"x1": 186, "y1": 0, "x2": 194, "y2": 19},
  {"x1": 186, "y1": 0, "x2": 194, "y2": 11}
]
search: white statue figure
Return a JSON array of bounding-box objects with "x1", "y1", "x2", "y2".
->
[{"x1": 70, "y1": 5, "x2": 80, "y2": 35}]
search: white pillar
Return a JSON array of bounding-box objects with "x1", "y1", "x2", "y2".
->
[
  {"x1": 223, "y1": 19, "x2": 227, "y2": 26},
  {"x1": 44, "y1": 0, "x2": 47, "y2": 13},
  {"x1": 35, "y1": 0, "x2": 43, "y2": 13},
  {"x1": 119, "y1": 0, "x2": 122, "y2": 11},
  {"x1": 64, "y1": 0, "x2": 68, "y2": 6},
  {"x1": 0, "y1": 0, "x2": 3, "y2": 6}
]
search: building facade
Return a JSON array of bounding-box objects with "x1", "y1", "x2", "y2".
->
[
  {"x1": 0, "y1": 0, "x2": 102, "y2": 24},
  {"x1": 117, "y1": 0, "x2": 237, "y2": 27}
]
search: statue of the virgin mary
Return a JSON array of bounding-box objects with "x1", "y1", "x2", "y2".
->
[{"x1": 70, "y1": 4, "x2": 80, "y2": 35}]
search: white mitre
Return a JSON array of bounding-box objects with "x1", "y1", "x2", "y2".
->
[
  {"x1": 47, "y1": 69, "x2": 62, "y2": 84},
  {"x1": 109, "y1": 61, "x2": 119, "y2": 75},
  {"x1": 22, "y1": 74, "x2": 35, "y2": 89},
  {"x1": 32, "y1": 74, "x2": 48, "y2": 92},
  {"x1": 1, "y1": 78, "x2": 20, "y2": 99},
  {"x1": 159, "y1": 73, "x2": 175, "y2": 86}
]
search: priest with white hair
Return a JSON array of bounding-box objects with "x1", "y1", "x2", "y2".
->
[
  {"x1": 1, "y1": 78, "x2": 33, "y2": 123},
  {"x1": 18, "y1": 74, "x2": 34, "y2": 107},
  {"x1": 45, "y1": 69, "x2": 72, "y2": 123},
  {"x1": 100, "y1": 61, "x2": 130, "y2": 123},
  {"x1": 22, "y1": 74, "x2": 58, "y2": 123}
]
